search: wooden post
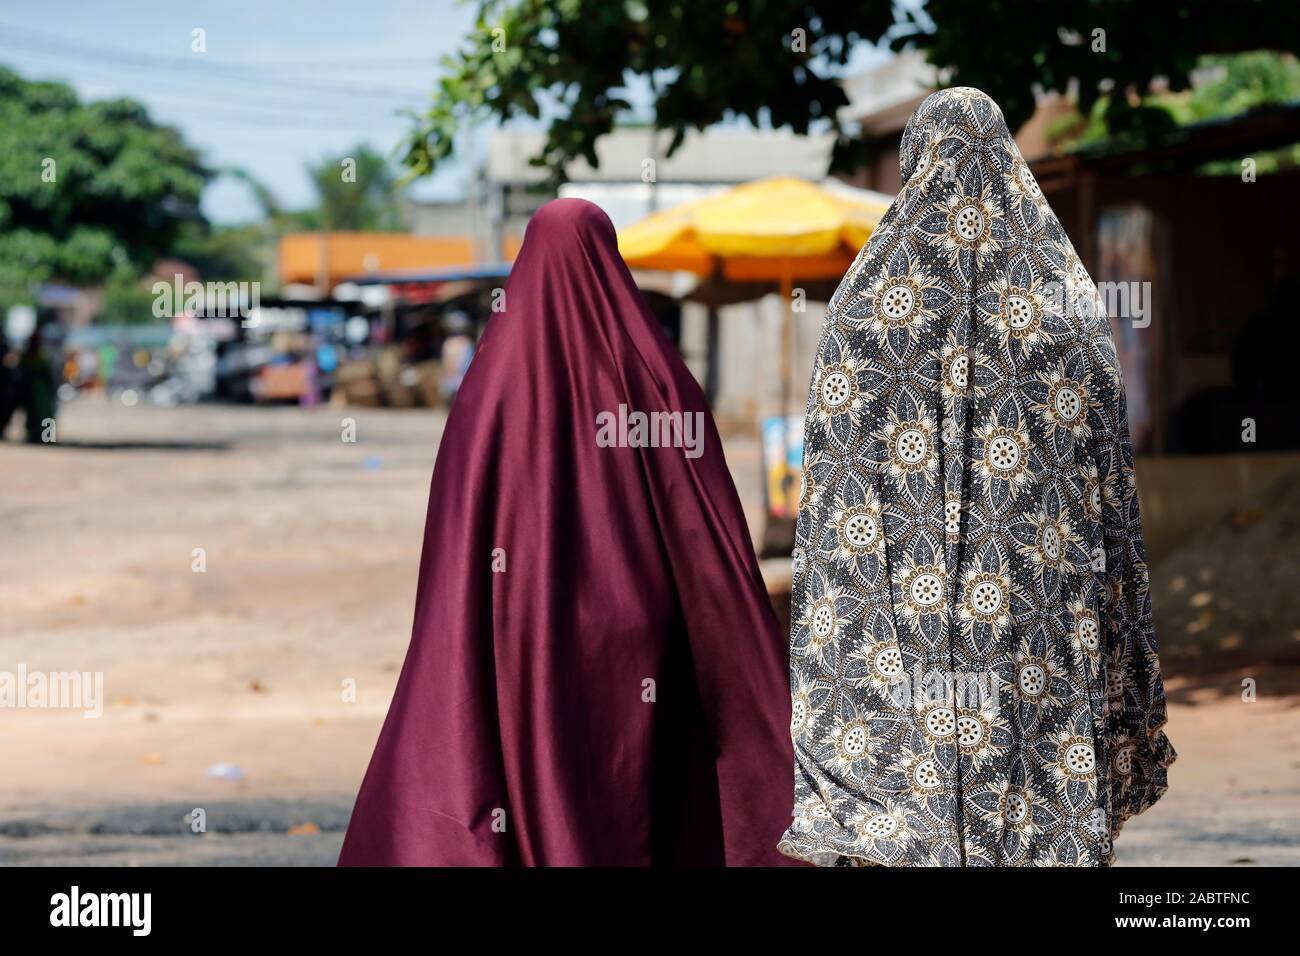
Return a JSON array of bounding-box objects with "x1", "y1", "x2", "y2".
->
[
  {"x1": 315, "y1": 231, "x2": 332, "y2": 296},
  {"x1": 704, "y1": 305, "x2": 720, "y2": 408},
  {"x1": 780, "y1": 264, "x2": 793, "y2": 428},
  {"x1": 761, "y1": 261, "x2": 798, "y2": 556}
]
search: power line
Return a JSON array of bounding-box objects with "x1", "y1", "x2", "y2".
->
[
  {"x1": 0, "y1": 20, "x2": 444, "y2": 73},
  {"x1": 169, "y1": 113, "x2": 407, "y2": 132},
  {"x1": 215, "y1": 56, "x2": 441, "y2": 73},
  {"x1": 11, "y1": 57, "x2": 420, "y2": 123},
  {"x1": 71, "y1": 90, "x2": 410, "y2": 131},
  {"x1": 0, "y1": 24, "x2": 430, "y2": 102}
]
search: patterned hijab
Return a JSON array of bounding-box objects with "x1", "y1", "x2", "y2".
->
[{"x1": 781, "y1": 88, "x2": 1175, "y2": 866}]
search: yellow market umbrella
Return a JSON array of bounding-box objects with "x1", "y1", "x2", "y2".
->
[
  {"x1": 618, "y1": 176, "x2": 888, "y2": 280},
  {"x1": 618, "y1": 177, "x2": 890, "y2": 537}
]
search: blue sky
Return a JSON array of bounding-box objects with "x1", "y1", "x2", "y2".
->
[
  {"x1": 0, "y1": 0, "x2": 479, "y2": 222},
  {"x1": 0, "y1": 1, "x2": 890, "y2": 226}
]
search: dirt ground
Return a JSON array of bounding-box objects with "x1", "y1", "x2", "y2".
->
[{"x1": 1, "y1": 401, "x2": 1296, "y2": 866}]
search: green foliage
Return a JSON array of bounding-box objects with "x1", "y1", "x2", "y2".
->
[
  {"x1": 1178, "y1": 51, "x2": 1300, "y2": 123},
  {"x1": 0, "y1": 67, "x2": 209, "y2": 304},
  {"x1": 172, "y1": 221, "x2": 268, "y2": 284},
  {"x1": 897, "y1": 1, "x2": 1300, "y2": 137},
  {"x1": 402, "y1": 0, "x2": 1300, "y2": 183},
  {"x1": 402, "y1": 0, "x2": 894, "y2": 184},
  {"x1": 302, "y1": 146, "x2": 405, "y2": 231},
  {"x1": 1041, "y1": 52, "x2": 1300, "y2": 167},
  {"x1": 226, "y1": 145, "x2": 406, "y2": 236},
  {"x1": 97, "y1": 268, "x2": 160, "y2": 327},
  {"x1": 1188, "y1": 53, "x2": 1300, "y2": 174}
]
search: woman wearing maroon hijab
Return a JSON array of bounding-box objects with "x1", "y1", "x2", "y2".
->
[{"x1": 339, "y1": 198, "x2": 795, "y2": 866}]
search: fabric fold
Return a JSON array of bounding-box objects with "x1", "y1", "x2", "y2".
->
[
  {"x1": 782, "y1": 87, "x2": 1174, "y2": 867},
  {"x1": 339, "y1": 198, "x2": 795, "y2": 867}
]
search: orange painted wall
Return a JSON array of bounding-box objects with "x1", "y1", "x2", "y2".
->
[{"x1": 278, "y1": 232, "x2": 476, "y2": 286}]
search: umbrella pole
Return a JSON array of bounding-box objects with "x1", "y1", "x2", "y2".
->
[
  {"x1": 704, "y1": 305, "x2": 720, "y2": 408},
  {"x1": 761, "y1": 262, "x2": 798, "y2": 556},
  {"x1": 780, "y1": 268, "x2": 792, "y2": 430},
  {"x1": 780, "y1": 264, "x2": 794, "y2": 515},
  {"x1": 769, "y1": 264, "x2": 790, "y2": 546}
]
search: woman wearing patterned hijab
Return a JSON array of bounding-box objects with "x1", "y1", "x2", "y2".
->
[{"x1": 780, "y1": 88, "x2": 1175, "y2": 866}]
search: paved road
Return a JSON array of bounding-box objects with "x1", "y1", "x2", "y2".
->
[
  {"x1": 0, "y1": 799, "x2": 348, "y2": 866},
  {"x1": 2, "y1": 794, "x2": 1296, "y2": 866}
]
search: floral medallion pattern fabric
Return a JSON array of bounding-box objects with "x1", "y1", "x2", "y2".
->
[{"x1": 779, "y1": 88, "x2": 1176, "y2": 867}]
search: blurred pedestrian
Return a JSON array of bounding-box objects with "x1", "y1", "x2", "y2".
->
[
  {"x1": 438, "y1": 309, "x2": 475, "y2": 401},
  {"x1": 0, "y1": 342, "x2": 20, "y2": 439},
  {"x1": 20, "y1": 325, "x2": 58, "y2": 444}
]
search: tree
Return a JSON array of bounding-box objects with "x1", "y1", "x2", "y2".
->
[
  {"x1": 402, "y1": 0, "x2": 893, "y2": 183},
  {"x1": 1049, "y1": 50, "x2": 1300, "y2": 164},
  {"x1": 895, "y1": 0, "x2": 1300, "y2": 139},
  {"x1": 303, "y1": 146, "x2": 405, "y2": 232},
  {"x1": 402, "y1": 0, "x2": 1300, "y2": 183},
  {"x1": 0, "y1": 67, "x2": 208, "y2": 305},
  {"x1": 173, "y1": 221, "x2": 267, "y2": 285},
  {"x1": 227, "y1": 146, "x2": 405, "y2": 235}
]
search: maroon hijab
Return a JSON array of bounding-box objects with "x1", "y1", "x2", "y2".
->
[{"x1": 338, "y1": 198, "x2": 795, "y2": 866}]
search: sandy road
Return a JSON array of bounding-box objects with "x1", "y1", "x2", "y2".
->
[{"x1": 0, "y1": 401, "x2": 1296, "y2": 865}]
